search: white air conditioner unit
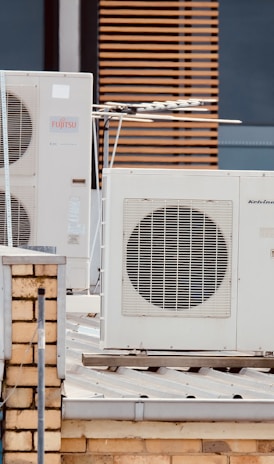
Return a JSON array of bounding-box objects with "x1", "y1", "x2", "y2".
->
[
  {"x1": 0, "y1": 70, "x2": 93, "y2": 291},
  {"x1": 100, "y1": 167, "x2": 274, "y2": 352}
]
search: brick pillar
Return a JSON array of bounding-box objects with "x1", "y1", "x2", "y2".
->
[{"x1": 2, "y1": 260, "x2": 65, "y2": 464}]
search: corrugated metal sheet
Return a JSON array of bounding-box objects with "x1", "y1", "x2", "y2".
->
[{"x1": 64, "y1": 312, "x2": 274, "y2": 403}]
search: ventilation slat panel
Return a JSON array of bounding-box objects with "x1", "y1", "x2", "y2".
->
[{"x1": 99, "y1": 0, "x2": 219, "y2": 171}]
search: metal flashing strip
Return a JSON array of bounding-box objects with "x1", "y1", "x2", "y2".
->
[{"x1": 62, "y1": 398, "x2": 274, "y2": 422}]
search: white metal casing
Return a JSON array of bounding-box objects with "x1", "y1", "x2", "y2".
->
[
  {"x1": 0, "y1": 71, "x2": 93, "y2": 291},
  {"x1": 101, "y1": 168, "x2": 274, "y2": 351}
]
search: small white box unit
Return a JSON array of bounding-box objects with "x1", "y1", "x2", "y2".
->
[
  {"x1": 101, "y1": 168, "x2": 274, "y2": 351},
  {"x1": 0, "y1": 70, "x2": 93, "y2": 291}
]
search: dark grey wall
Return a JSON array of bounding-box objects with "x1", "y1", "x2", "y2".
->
[
  {"x1": 218, "y1": 0, "x2": 274, "y2": 170},
  {"x1": 0, "y1": 0, "x2": 44, "y2": 70},
  {"x1": 219, "y1": 0, "x2": 274, "y2": 124}
]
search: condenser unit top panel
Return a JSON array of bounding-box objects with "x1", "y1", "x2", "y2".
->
[{"x1": 103, "y1": 167, "x2": 274, "y2": 180}]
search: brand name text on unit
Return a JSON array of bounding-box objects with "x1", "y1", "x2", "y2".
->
[
  {"x1": 248, "y1": 200, "x2": 274, "y2": 205},
  {"x1": 50, "y1": 117, "x2": 79, "y2": 133}
]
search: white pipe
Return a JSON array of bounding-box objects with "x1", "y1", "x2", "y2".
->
[
  {"x1": 0, "y1": 71, "x2": 13, "y2": 247},
  {"x1": 59, "y1": 0, "x2": 80, "y2": 72}
]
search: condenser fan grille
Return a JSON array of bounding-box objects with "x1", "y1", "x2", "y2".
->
[
  {"x1": 123, "y1": 199, "x2": 232, "y2": 316},
  {"x1": 0, "y1": 190, "x2": 31, "y2": 246},
  {"x1": 0, "y1": 92, "x2": 32, "y2": 166}
]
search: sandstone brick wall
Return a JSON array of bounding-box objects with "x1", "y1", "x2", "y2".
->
[
  {"x1": 61, "y1": 421, "x2": 274, "y2": 463},
  {"x1": 60, "y1": 437, "x2": 274, "y2": 464},
  {"x1": 2, "y1": 262, "x2": 63, "y2": 464}
]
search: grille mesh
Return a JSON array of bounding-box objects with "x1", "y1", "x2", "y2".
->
[
  {"x1": 0, "y1": 189, "x2": 32, "y2": 247},
  {"x1": 123, "y1": 199, "x2": 232, "y2": 316},
  {"x1": 0, "y1": 92, "x2": 32, "y2": 166}
]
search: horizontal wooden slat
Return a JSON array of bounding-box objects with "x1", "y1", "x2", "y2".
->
[
  {"x1": 100, "y1": 85, "x2": 218, "y2": 91},
  {"x1": 100, "y1": 34, "x2": 219, "y2": 43},
  {"x1": 101, "y1": 129, "x2": 218, "y2": 137},
  {"x1": 100, "y1": 10, "x2": 218, "y2": 18},
  {"x1": 100, "y1": 1, "x2": 218, "y2": 8},
  {"x1": 100, "y1": 44, "x2": 219, "y2": 52},
  {"x1": 100, "y1": 87, "x2": 218, "y2": 95},
  {"x1": 100, "y1": 26, "x2": 218, "y2": 34},
  {"x1": 100, "y1": 53, "x2": 218, "y2": 60},
  {"x1": 100, "y1": 69, "x2": 219, "y2": 77},
  {"x1": 100, "y1": 18, "x2": 218, "y2": 25},
  {"x1": 100, "y1": 60, "x2": 218, "y2": 68},
  {"x1": 104, "y1": 141, "x2": 217, "y2": 147},
  {"x1": 111, "y1": 156, "x2": 218, "y2": 164},
  {"x1": 101, "y1": 96, "x2": 215, "y2": 103},
  {"x1": 105, "y1": 147, "x2": 218, "y2": 154},
  {"x1": 100, "y1": 78, "x2": 218, "y2": 86}
]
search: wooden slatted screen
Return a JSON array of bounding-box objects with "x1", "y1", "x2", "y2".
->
[{"x1": 99, "y1": 0, "x2": 219, "y2": 171}]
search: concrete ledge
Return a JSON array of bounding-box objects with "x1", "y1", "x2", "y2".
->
[{"x1": 0, "y1": 246, "x2": 66, "y2": 265}]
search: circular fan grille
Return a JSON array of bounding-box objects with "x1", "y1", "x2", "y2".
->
[
  {"x1": 0, "y1": 92, "x2": 32, "y2": 166},
  {"x1": 0, "y1": 191, "x2": 31, "y2": 246},
  {"x1": 126, "y1": 205, "x2": 228, "y2": 310}
]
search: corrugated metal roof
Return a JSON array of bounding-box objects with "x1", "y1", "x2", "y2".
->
[{"x1": 63, "y1": 310, "x2": 274, "y2": 421}]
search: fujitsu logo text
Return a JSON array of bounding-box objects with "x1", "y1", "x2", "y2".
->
[
  {"x1": 50, "y1": 116, "x2": 79, "y2": 133},
  {"x1": 52, "y1": 118, "x2": 76, "y2": 129}
]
